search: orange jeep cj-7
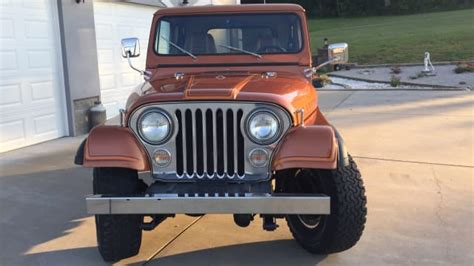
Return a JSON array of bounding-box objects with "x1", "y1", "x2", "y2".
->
[{"x1": 75, "y1": 4, "x2": 367, "y2": 262}]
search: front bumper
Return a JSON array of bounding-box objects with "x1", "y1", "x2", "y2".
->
[{"x1": 86, "y1": 193, "x2": 330, "y2": 215}]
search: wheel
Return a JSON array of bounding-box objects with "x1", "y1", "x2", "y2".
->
[
  {"x1": 93, "y1": 168, "x2": 147, "y2": 262},
  {"x1": 284, "y1": 155, "x2": 367, "y2": 254}
]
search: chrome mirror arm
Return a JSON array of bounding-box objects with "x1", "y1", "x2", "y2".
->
[
  {"x1": 126, "y1": 53, "x2": 144, "y2": 75},
  {"x1": 125, "y1": 53, "x2": 152, "y2": 80},
  {"x1": 312, "y1": 57, "x2": 339, "y2": 73}
]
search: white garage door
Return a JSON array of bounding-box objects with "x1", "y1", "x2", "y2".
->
[
  {"x1": 93, "y1": 1, "x2": 157, "y2": 119},
  {"x1": 0, "y1": 0, "x2": 67, "y2": 153}
]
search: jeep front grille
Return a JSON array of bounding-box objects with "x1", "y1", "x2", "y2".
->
[
  {"x1": 175, "y1": 108, "x2": 246, "y2": 178},
  {"x1": 128, "y1": 102, "x2": 292, "y2": 181}
]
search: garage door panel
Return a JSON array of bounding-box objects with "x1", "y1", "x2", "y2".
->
[
  {"x1": 0, "y1": 99, "x2": 60, "y2": 120},
  {"x1": 24, "y1": 19, "x2": 51, "y2": 39},
  {"x1": 0, "y1": 18, "x2": 14, "y2": 39},
  {"x1": 22, "y1": 0, "x2": 50, "y2": 10},
  {"x1": 1, "y1": 77, "x2": 59, "y2": 107},
  {"x1": 0, "y1": 119, "x2": 25, "y2": 143},
  {"x1": 0, "y1": 83, "x2": 22, "y2": 107},
  {"x1": 26, "y1": 50, "x2": 54, "y2": 69},
  {"x1": 30, "y1": 80, "x2": 55, "y2": 101},
  {"x1": 97, "y1": 48, "x2": 114, "y2": 65},
  {"x1": 0, "y1": 50, "x2": 18, "y2": 71},
  {"x1": 95, "y1": 24, "x2": 114, "y2": 41},
  {"x1": 33, "y1": 114, "x2": 58, "y2": 135},
  {"x1": 94, "y1": 1, "x2": 156, "y2": 118},
  {"x1": 98, "y1": 74, "x2": 117, "y2": 91},
  {"x1": 0, "y1": 114, "x2": 61, "y2": 151},
  {"x1": 121, "y1": 72, "x2": 138, "y2": 87},
  {"x1": 117, "y1": 25, "x2": 134, "y2": 38}
]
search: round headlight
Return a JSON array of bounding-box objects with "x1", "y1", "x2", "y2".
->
[
  {"x1": 247, "y1": 110, "x2": 280, "y2": 144},
  {"x1": 138, "y1": 110, "x2": 172, "y2": 144}
]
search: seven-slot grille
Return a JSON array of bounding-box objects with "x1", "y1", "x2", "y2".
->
[{"x1": 175, "y1": 108, "x2": 245, "y2": 179}]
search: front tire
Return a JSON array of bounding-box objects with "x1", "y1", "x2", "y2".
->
[
  {"x1": 93, "y1": 168, "x2": 146, "y2": 262},
  {"x1": 285, "y1": 155, "x2": 367, "y2": 253}
]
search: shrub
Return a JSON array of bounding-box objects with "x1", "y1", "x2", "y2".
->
[
  {"x1": 454, "y1": 63, "x2": 474, "y2": 74},
  {"x1": 390, "y1": 75, "x2": 401, "y2": 87}
]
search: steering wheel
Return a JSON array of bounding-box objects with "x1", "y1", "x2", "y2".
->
[{"x1": 257, "y1": 45, "x2": 286, "y2": 53}]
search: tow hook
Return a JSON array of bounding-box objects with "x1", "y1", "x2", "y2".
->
[
  {"x1": 141, "y1": 215, "x2": 170, "y2": 231},
  {"x1": 262, "y1": 215, "x2": 279, "y2": 231}
]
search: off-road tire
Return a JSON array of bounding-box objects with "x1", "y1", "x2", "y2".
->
[
  {"x1": 286, "y1": 155, "x2": 367, "y2": 254},
  {"x1": 93, "y1": 168, "x2": 146, "y2": 262}
]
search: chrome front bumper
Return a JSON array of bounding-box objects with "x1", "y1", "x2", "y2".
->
[{"x1": 86, "y1": 193, "x2": 330, "y2": 215}]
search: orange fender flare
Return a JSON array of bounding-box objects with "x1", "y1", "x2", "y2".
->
[
  {"x1": 272, "y1": 125, "x2": 338, "y2": 170},
  {"x1": 82, "y1": 126, "x2": 150, "y2": 171}
]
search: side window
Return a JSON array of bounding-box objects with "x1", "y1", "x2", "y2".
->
[{"x1": 157, "y1": 20, "x2": 171, "y2": 54}]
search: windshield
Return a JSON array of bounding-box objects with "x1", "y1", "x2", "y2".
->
[{"x1": 155, "y1": 13, "x2": 303, "y2": 57}]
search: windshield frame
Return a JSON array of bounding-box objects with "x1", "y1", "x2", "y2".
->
[{"x1": 152, "y1": 12, "x2": 305, "y2": 58}]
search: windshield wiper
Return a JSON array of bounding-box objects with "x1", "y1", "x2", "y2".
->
[
  {"x1": 160, "y1": 36, "x2": 197, "y2": 60},
  {"x1": 218, "y1": 44, "x2": 262, "y2": 59}
]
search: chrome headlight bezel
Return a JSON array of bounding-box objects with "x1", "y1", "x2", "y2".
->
[
  {"x1": 246, "y1": 109, "x2": 282, "y2": 145},
  {"x1": 137, "y1": 109, "x2": 173, "y2": 145}
]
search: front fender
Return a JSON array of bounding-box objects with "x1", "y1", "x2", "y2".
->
[
  {"x1": 76, "y1": 126, "x2": 150, "y2": 171},
  {"x1": 271, "y1": 125, "x2": 338, "y2": 170}
]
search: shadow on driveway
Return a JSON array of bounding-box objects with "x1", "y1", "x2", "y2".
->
[
  {"x1": 0, "y1": 162, "x2": 326, "y2": 266},
  {"x1": 0, "y1": 166, "x2": 100, "y2": 265},
  {"x1": 138, "y1": 240, "x2": 327, "y2": 266}
]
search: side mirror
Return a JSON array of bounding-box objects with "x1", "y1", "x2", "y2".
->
[
  {"x1": 328, "y1": 43, "x2": 348, "y2": 64},
  {"x1": 121, "y1": 37, "x2": 140, "y2": 58},
  {"x1": 120, "y1": 37, "x2": 149, "y2": 79},
  {"x1": 312, "y1": 42, "x2": 349, "y2": 73}
]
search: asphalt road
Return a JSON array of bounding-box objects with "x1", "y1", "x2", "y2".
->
[{"x1": 0, "y1": 90, "x2": 472, "y2": 266}]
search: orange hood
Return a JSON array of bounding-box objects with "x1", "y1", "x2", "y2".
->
[{"x1": 126, "y1": 71, "x2": 318, "y2": 125}]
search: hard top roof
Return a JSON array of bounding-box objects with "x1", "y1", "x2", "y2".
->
[{"x1": 154, "y1": 4, "x2": 305, "y2": 16}]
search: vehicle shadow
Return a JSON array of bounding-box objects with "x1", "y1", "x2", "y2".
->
[
  {"x1": 135, "y1": 240, "x2": 327, "y2": 266},
  {"x1": 18, "y1": 239, "x2": 327, "y2": 266},
  {"x1": 19, "y1": 247, "x2": 107, "y2": 266},
  {"x1": 0, "y1": 166, "x2": 98, "y2": 265}
]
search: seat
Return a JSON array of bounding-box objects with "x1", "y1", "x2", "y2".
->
[
  {"x1": 184, "y1": 33, "x2": 216, "y2": 54},
  {"x1": 255, "y1": 35, "x2": 283, "y2": 53}
]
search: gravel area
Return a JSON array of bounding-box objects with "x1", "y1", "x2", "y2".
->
[{"x1": 328, "y1": 64, "x2": 474, "y2": 89}]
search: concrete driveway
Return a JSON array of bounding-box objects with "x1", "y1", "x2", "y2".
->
[{"x1": 1, "y1": 90, "x2": 472, "y2": 266}]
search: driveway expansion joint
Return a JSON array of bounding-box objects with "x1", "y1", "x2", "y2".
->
[
  {"x1": 352, "y1": 156, "x2": 473, "y2": 169},
  {"x1": 431, "y1": 166, "x2": 452, "y2": 261},
  {"x1": 144, "y1": 216, "x2": 204, "y2": 264},
  {"x1": 327, "y1": 91, "x2": 355, "y2": 113}
]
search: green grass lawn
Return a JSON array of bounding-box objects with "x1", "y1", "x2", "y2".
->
[{"x1": 308, "y1": 9, "x2": 474, "y2": 65}]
